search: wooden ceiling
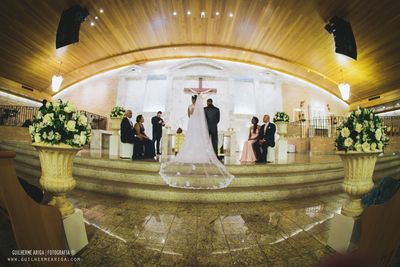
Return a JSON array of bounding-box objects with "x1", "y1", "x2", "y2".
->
[{"x1": 0, "y1": 0, "x2": 400, "y2": 107}]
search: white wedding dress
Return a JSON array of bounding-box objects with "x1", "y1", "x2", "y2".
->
[{"x1": 159, "y1": 95, "x2": 234, "y2": 189}]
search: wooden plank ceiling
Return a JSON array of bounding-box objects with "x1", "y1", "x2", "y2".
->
[{"x1": 0, "y1": 0, "x2": 399, "y2": 106}]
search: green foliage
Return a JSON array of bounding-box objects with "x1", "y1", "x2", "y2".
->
[
  {"x1": 29, "y1": 100, "x2": 92, "y2": 147},
  {"x1": 110, "y1": 106, "x2": 126, "y2": 118},
  {"x1": 335, "y1": 107, "x2": 389, "y2": 152},
  {"x1": 273, "y1": 112, "x2": 290, "y2": 122}
]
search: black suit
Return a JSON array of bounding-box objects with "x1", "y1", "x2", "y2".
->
[
  {"x1": 204, "y1": 105, "x2": 220, "y2": 155},
  {"x1": 120, "y1": 117, "x2": 135, "y2": 143},
  {"x1": 253, "y1": 122, "x2": 276, "y2": 162},
  {"x1": 151, "y1": 116, "x2": 164, "y2": 154}
]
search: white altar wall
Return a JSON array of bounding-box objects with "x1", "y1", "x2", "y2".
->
[
  {"x1": 117, "y1": 77, "x2": 147, "y2": 113},
  {"x1": 256, "y1": 81, "x2": 283, "y2": 117},
  {"x1": 57, "y1": 58, "x2": 348, "y2": 153},
  {"x1": 116, "y1": 63, "x2": 283, "y2": 151},
  {"x1": 143, "y1": 75, "x2": 169, "y2": 112},
  {"x1": 233, "y1": 79, "x2": 256, "y2": 115}
]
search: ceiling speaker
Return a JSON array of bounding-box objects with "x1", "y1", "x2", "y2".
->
[
  {"x1": 325, "y1": 16, "x2": 357, "y2": 60},
  {"x1": 56, "y1": 5, "x2": 89, "y2": 49}
]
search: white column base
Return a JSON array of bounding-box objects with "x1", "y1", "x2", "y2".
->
[
  {"x1": 327, "y1": 214, "x2": 360, "y2": 253},
  {"x1": 161, "y1": 127, "x2": 170, "y2": 156},
  {"x1": 109, "y1": 135, "x2": 119, "y2": 156},
  {"x1": 277, "y1": 139, "x2": 288, "y2": 161},
  {"x1": 63, "y1": 209, "x2": 88, "y2": 256}
]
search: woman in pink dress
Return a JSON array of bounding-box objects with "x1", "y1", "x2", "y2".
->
[{"x1": 240, "y1": 117, "x2": 260, "y2": 163}]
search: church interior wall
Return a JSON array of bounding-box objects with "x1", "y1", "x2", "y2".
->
[
  {"x1": 281, "y1": 77, "x2": 348, "y2": 121},
  {"x1": 54, "y1": 74, "x2": 119, "y2": 119},
  {"x1": 0, "y1": 91, "x2": 41, "y2": 107},
  {"x1": 54, "y1": 59, "x2": 349, "y2": 152}
]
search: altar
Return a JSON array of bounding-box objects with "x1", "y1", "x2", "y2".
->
[
  {"x1": 161, "y1": 126, "x2": 236, "y2": 157},
  {"x1": 89, "y1": 129, "x2": 113, "y2": 150}
]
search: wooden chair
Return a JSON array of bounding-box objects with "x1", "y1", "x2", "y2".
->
[
  {"x1": 0, "y1": 151, "x2": 71, "y2": 267},
  {"x1": 358, "y1": 191, "x2": 400, "y2": 267}
]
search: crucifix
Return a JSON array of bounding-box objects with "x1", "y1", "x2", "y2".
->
[{"x1": 184, "y1": 77, "x2": 217, "y2": 94}]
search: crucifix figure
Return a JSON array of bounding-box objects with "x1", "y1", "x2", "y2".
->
[
  {"x1": 185, "y1": 77, "x2": 217, "y2": 118},
  {"x1": 184, "y1": 77, "x2": 217, "y2": 94}
]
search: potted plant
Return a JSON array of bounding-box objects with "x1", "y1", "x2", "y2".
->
[
  {"x1": 335, "y1": 107, "x2": 389, "y2": 217},
  {"x1": 109, "y1": 106, "x2": 126, "y2": 133},
  {"x1": 273, "y1": 112, "x2": 290, "y2": 138},
  {"x1": 29, "y1": 99, "x2": 91, "y2": 217}
]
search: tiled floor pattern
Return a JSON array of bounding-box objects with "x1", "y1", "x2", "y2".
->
[
  {"x1": 70, "y1": 191, "x2": 345, "y2": 266},
  {"x1": 0, "y1": 191, "x2": 346, "y2": 266}
]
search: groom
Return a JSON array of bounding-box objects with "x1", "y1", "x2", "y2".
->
[
  {"x1": 253, "y1": 114, "x2": 276, "y2": 163},
  {"x1": 204, "y1": 98, "x2": 220, "y2": 156}
]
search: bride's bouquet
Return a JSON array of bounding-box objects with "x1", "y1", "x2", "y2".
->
[
  {"x1": 335, "y1": 107, "x2": 389, "y2": 152},
  {"x1": 273, "y1": 112, "x2": 290, "y2": 123},
  {"x1": 110, "y1": 106, "x2": 126, "y2": 118},
  {"x1": 29, "y1": 100, "x2": 92, "y2": 147}
]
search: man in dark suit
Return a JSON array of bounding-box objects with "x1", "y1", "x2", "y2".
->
[
  {"x1": 120, "y1": 110, "x2": 137, "y2": 157},
  {"x1": 253, "y1": 114, "x2": 276, "y2": 163},
  {"x1": 151, "y1": 111, "x2": 165, "y2": 155},
  {"x1": 204, "y1": 98, "x2": 220, "y2": 156}
]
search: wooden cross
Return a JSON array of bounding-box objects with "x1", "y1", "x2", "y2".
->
[{"x1": 184, "y1": 77, "x2": 217, "y2": 94}]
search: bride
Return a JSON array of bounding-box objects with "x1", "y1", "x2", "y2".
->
[
  {"x1": 159, "y1": 92, "x2": 234, "y2": 189},
  {"x1": 187, "y1": 95, "x2": 196, "y2": 118}
]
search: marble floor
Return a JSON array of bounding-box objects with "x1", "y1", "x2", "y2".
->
[
  {"x1": 77, "y1": 191, "x2": 347, "y2": 266},
  {"x1": 0, "y1": 191, "x2": 348, "y2": 267},
  {"x1": 79, "y1": 148, "x2": 345, "y2": 166},
  {"x1": 71, "y1": 191, "x2": 345, "y2": 267}
]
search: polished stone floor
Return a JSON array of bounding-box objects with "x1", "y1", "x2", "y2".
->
[
  {"x1": 0, "y1": 191, "x2": 348, "y2": 266},
  {"x1": 71, "y1": 191, "x2": 344, "y2": 266}
]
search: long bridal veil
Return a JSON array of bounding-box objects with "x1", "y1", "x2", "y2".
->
[{"x1": 159, "y1": 95, "x2": 234, "y2": 189}]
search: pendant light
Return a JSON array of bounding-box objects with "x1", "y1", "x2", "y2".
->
[
  {"x1": 52, "y1": 61, "x2": 63, "y2": 92},
  {"x1": 338, "y1": 69, "x2": 350, "y2": 101}
]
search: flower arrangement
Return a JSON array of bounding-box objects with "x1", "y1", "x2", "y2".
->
[
  {"x1": 110, "y1": 106, "x2": 126, "y2": 118},
  {"x1": 273, "y1": 112, "x2": 290, "y2": 122},
  {"x1": 29, "y1": 100, "x2": 92, "y2": 147},
  {"x1": 335, "y1": 107, "x2": 389, "y2": 152}
]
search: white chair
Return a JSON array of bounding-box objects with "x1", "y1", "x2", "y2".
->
[
  {"x1": 267, "y1": 146, "x2": 275, "y2": 162},
  {"x1": 119, "y1": 142, "x2": 133, "y2": 159},
  {"x1": 288, "y1": 144, "x2": 296, "y2": 153}
]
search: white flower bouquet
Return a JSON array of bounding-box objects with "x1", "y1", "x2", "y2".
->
[
  {"x1": 335, "y1": 107, "x2": 389, "y2": 152},
  {"x1": 29, "y1": 100, "x2": 92, "y2": 147},
  {"x1": 273, "y1": 112, "x2": 290, "y2": 122},
  {"x1": 110, "y1": 106, "x2": 126, "y2": 118}
]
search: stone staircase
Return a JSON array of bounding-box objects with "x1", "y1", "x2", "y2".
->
[{"x1": 1, "y1": 141, "x2": 399, "y2": 203}]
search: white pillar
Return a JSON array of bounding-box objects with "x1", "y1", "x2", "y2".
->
[
  {"x1": 277, "y1": 138, "x2": 288, "y2": 161},
  {"x1": 161, "y1": 126, "x2": 170, "y2": 156},
  {"x1": 327, "y1": 214, "x2": 360, "y2": 252},
  {"x1": 63, "y1": 209, "x2": 88, "y2": 255},
  {"x1": 109, "y1": 135, "x2": 119, "y2": 156}
]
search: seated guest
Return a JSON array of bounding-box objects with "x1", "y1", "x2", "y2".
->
[
  {"x1": 120, "y1": 110, "x2": 136, "y2": 158},
  {"x1": 39, "y1": 99, "x2": 47, "y2": 111},
  {"x1": 18, "y1": 177, "x2": 43, "y2": 203},
  {"x1": 362, "y1": 177, "x2": 400, "y2": 208},
  {"x1": 240, "y1": 116, "x2": 260, "y2": 163},
  {"x1": 134, "y1": 115, "x2": 155, "y2": 159},
  {"x1": 21, "y1": 119, "x2": 32, "y2": 127},
  {"x1": 253, "y1": 114, "x2": 276, "y2": 163}
]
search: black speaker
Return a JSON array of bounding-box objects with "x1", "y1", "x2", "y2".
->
[
  {"x1": 325, "y1": 16, "x2": 357, "y2": 60},
  {"x1": 56, "y1": 5, "x2": 89, "y2": 49}
]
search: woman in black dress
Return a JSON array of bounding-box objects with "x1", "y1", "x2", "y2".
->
[{"x1": 133, "y1": 115, "x2": 155, "y2": 159}]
